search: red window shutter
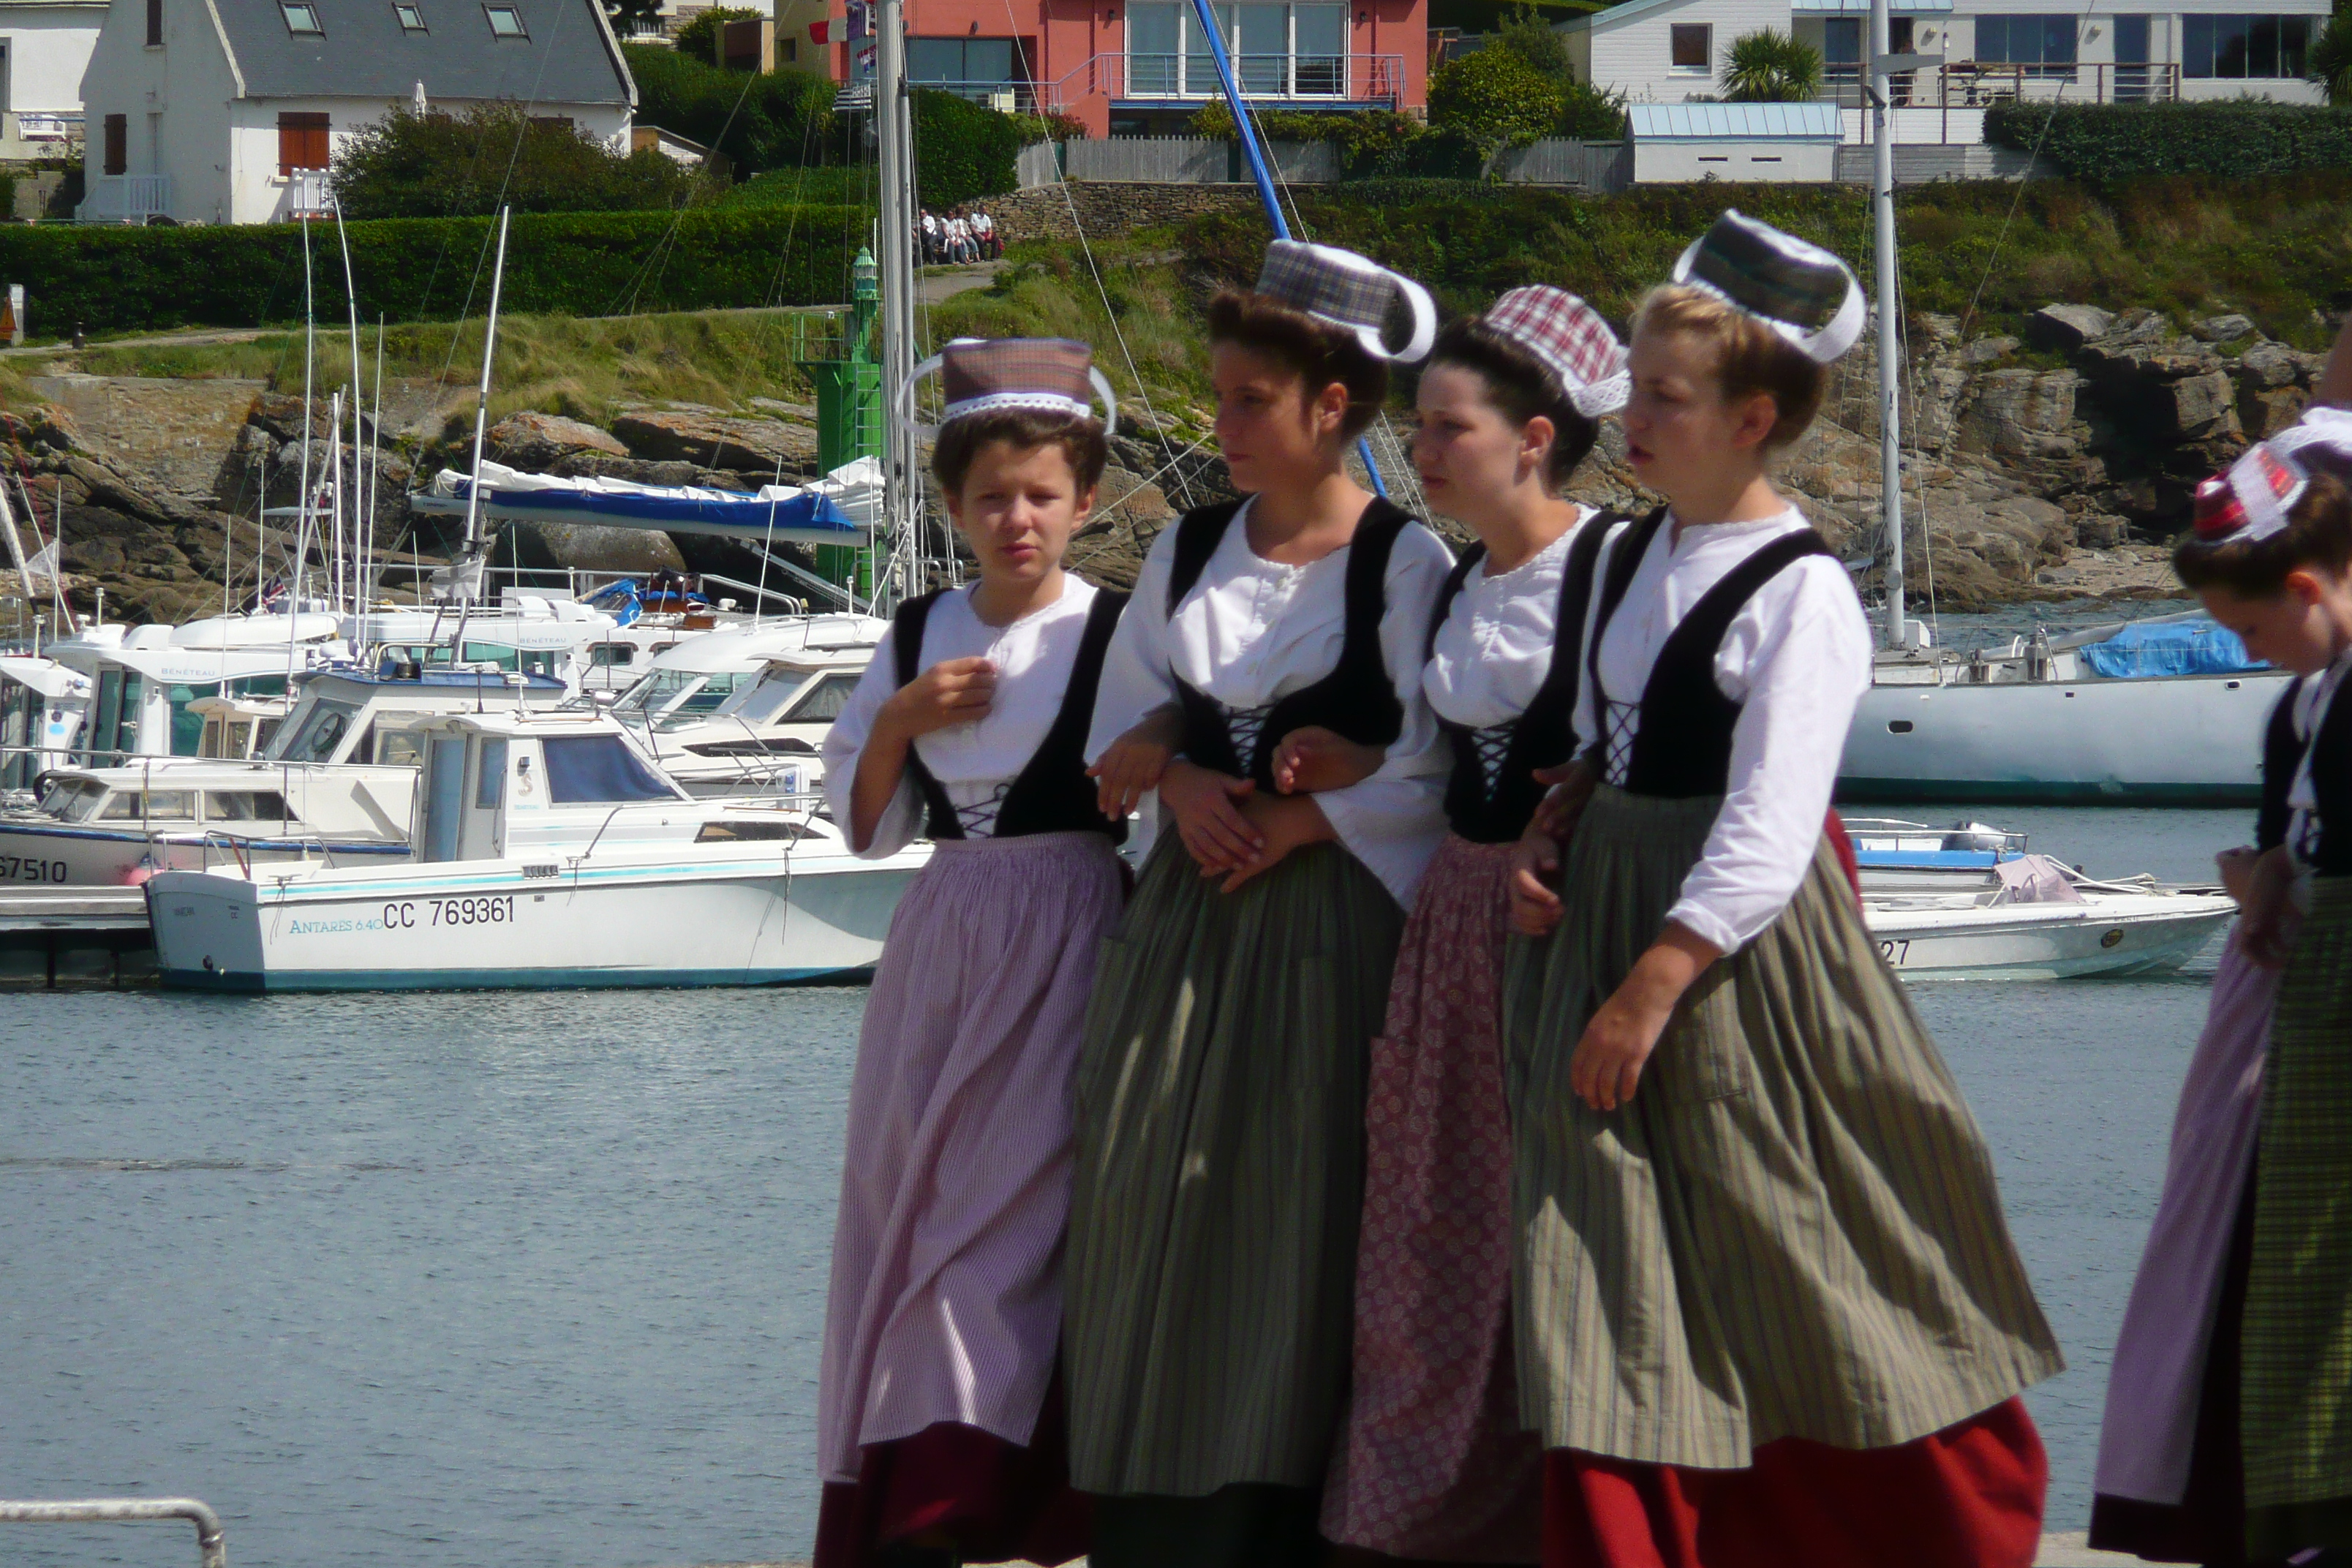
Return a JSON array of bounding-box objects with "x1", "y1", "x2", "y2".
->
[
  {"x1": 103, "y1": 113, "x2": 127, "y2": 174},
  {"x1": 278, "y1": 110, "x2": 330, "y2": 174}
]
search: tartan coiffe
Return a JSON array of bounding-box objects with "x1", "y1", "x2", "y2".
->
[
  {"x1": 1672, "y1": 209, "x2": 1866, "y2": 365},
  {"x1": 1479, "y1": 287, "x2": 1629, "y2": 417},
  {"x1": 1253, "y1": 239, "x2": 1437, "y2": 363}
]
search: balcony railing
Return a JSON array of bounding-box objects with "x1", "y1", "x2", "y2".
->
[
  {"x1": 1818, "y1": 59, "x2": 2182, "y2": 107},
  {"x1": 1064, "y1": 50, "x2": 1403, "y2": 104},
  {"x1": 76, "y1": 174, "x2": 170, "y2": 224},
  {"x1": 911, "y1": 78, "x2": 1047, "y2": 113},
  {"x1": 275, "y1": 169, "x2": 331, "y2": 220}
]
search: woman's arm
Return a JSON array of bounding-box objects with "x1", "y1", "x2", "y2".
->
[{"x1": 842, "y1": 655, "x2": 996, "y2": 851}]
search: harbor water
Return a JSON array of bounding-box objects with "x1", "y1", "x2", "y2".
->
[{"x1": 2, "y1": 806, "x2": 2249, "y2": 1568}]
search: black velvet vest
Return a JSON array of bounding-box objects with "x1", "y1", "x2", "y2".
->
[
  {"x1": 1163, "y1": 497, "x2": 1417, "y2": 788},
  {"x1": 2257, "y1": 676, "x2": 2305, "y2": 854},
  {"x1": 1583, "y1": 509, "x2": 1833, "y2": 799},
  {"x1": 891, "y1": 585, "x2": 1129, "y2": 843},
  {"x1": 1424, "y1": 515, "x2": 1617, "y2": 843},
  {"x1": 2303, "y1": 671, "x2": 2352, "y2": 878}
]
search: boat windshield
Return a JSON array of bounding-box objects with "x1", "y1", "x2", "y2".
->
[
  {"x1": 540, "y1": 735, "x2": 678, "y2": 804},
  {"x1": 780, "y1": 673, "x2": 860, "y2": 724},
  {"x1": 268, "y1": 698, "x2": 361, "y2": 763},
  {"x1": 39, "y1": 777, "x2": 105, "y2": 821}
]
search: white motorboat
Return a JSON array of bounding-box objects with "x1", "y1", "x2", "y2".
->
[
  {"x1": 623, "y1": 617, "x2": 886, "y2": 797},
  {"x1": 1844, "y1": 816, "x2": 2027, "y2": 894},
  {"x1": 0, "y1": 652, "x2": 91, "y2": 788},
  {"x1": 1863, "y1": 881, "x2": 2235, "y2": 979},
  {"x1": 146, "y1": 708, "x2": 925, "y2": 991}
]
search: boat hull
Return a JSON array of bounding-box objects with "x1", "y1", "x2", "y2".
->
[
  {"x1": 0, "y1": 821, "x2": 407, "y2": 888},
  {"x1": 146, "y1": 850, "x2": 921, "y2": 992},
  {"x1": 1840, "y1": 670, "x2": 2290, "y2": 806},
  {"x1": 1863, "y1": 894, "x2": 2234, "y2": 979}
]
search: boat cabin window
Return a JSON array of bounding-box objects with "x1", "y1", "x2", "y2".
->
[
  {"x1": 541, "y1": 735, "x2": 676, "y2": 803},
  {"x1": 589, "y1": 643, "x2": 636, "y2": 667},
  {"x1": 41, "y1": 777, "x2": 105, "y2": 821},
  {"x1": 164, "y1": 682, "x2": 219, "y2": 756},
  {"x1": 696, "y1": 819, "x2": 810, "y2": 842},
  {"x1": 87, "y1": 668, "x2": 139, "y2": 759},
  {"x1": 374, "y1": 728, "x2": 426, "y2": 769},
  {"x1": 475, "y1": 739, "x2": 509, "y2": 809},
  {"x1": 461, "y1": 642, "x2": 560, "y2": 678},
  {"x1": 98, "y1": 789, "x2": 195, "y2": 821},
  {"x1": 269, "y1": 698, "x2": 360, "y2": 763},
  {"x1": 783, "y1": 673, "x2": 862, "y2": 724},
  {"x1": 223, "y1": 720, "x2": 253, "y2": 757},
  {"x1": 206, "y1": 790, "x2": 289, "y2": 822}
]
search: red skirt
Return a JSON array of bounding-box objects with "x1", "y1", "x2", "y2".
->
[
  {"x1": 813, "y1": 1373, "x2": 1091, "y2": 1568},
  {"x1": 1540, "y1": 1399, "x2": 2047, "y2": 1568}
]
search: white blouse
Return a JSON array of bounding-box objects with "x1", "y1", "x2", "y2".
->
[
  {"x1": 1423, "y1": 506, "x2": 1603, "y2": 732},
  {"x1": 1085, "y1": 499, "x2": 1455, "y2": 905},
  {"x1": 1572, "y1": 505, "x2": 1872, "y2": 954},
  {"x1": 823, "y1": 578, "x2": 1104, "y2": 859}
]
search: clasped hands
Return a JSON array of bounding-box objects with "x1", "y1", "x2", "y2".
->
[{"x1": 2217, "y1": 843, "x2": 2296, "y2": 968}]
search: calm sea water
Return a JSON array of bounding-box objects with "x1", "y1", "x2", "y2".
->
[{"x1": 0, "y1": 806, "x2": 2254, "y2": 1568}]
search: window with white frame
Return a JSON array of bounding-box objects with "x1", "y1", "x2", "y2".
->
[
  {"x1": 1126, "y1": 2, "x2": 1349, "y2": 97},
  {"x1": 1670, "y1": 23, "x2": 1711, "y2": 72},
  {"x1": 2183, "y1": 14, "x2": 2311, "y2": 76}
]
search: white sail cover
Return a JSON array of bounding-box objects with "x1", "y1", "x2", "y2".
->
[{"x1": 416, "y1": 457, "x2": 883, "y2": 544}]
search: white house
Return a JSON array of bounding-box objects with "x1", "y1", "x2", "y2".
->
[
  {"x1": 78, "y1": 0, "x2": 637, "y2": 224},
  {"x1": 1564, "y1": 0, "x2": 2329, "y2": 143},
  {"x1": 0, "y1": 0, "x2": 106, "y2": 153}
]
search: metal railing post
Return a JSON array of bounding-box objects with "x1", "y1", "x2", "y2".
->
[{"x1": 0, "y1": 1497, "x2": 227, "y2": 1568}]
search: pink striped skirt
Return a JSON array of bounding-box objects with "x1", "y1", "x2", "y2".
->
[
  {"x1": 815, "y1": 830, "x2": 1126, "y2": 1496},
  {"x1": 1324, "y1": 832, "x2": 1542, "y2": 1563}
]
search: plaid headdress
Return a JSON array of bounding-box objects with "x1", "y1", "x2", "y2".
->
[
  {"x1": 905, "y1": 336, "x2": 1117, "y2": 439},
  {"x1": 1480, "y1": 286, "x2": 1629, "y2": 417},
  {"x1": 1672, "y1": 210, "x2": 1866, "y2": 366},
  {"x1": 1254, "y1": 239, "x2": 1438, "y2": 363},
  {"x1": 2190, "y1": 407, "x2": 2352, "y2": 546}
]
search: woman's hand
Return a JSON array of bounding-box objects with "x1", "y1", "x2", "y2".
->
[
  {"x1": 1159, "y1": 758, "x2": 1263, "y2": 874},
  {"x1": 1509, "y1": 827, "x2": 1565, "y2": 938},
  {"x1": 878, "y1": 656, "x2": 995, "y2": 739},
  {"x1": 2236, "y1": 845, "x2": 2297, "y2": 968},
  {"x1": 1567, "y1": 924, "x2": 1721, "y2": 1112},
  {"x1": 1215, "y1": 793, "x2": 1335, "y2": 894},
  {"x1": 1090, "y1": 706, "x2": 1181, "y2": 821},
  {"x1": 1269, "y1": 726, "x2": 1384, "y2": 796},
  {"x1": 2216, "y1": 845, "x2": 2261, "y2": 907},
  {"x1": 1526, "y1": 760, "x2": 1597, "y2": 842}
]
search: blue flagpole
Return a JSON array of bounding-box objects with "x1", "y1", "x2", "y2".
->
[{"x1": 1184, "y1": 0, "x2": 1390, "y2": 499}]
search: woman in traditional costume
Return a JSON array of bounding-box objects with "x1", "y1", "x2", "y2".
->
[
  {"x1": 2091, "y1": 407, "x2": 2352, "y2": 1567},
  {"x1": 1322, "y1": 287, "x2": 1632, "y2": 1567},
  {"x1": 813, "y1": 338, "x2": 1129, "y2": 1568},
  {"x1": 1503, "y1": 210, "x2": 2064, "y2": 1568},
  {"x1": 1064, "y1": 238, "x2": 1454, "y2": 1567}
]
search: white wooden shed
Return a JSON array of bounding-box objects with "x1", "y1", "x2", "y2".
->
[{"x1": 1628, "y1": 102, "x2": 1844, "y2": 181}]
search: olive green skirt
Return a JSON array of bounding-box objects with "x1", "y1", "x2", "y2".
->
[
  {"x1": 1064, "y1": 835, "x2": 1406, "y2": 1499},
  {"x1": 2244, "y1": 874, "x2": 2352, "y2": 1556},
  {"x1": 1504, "y1": 785, "x2": 2063, "y2": 1471}
]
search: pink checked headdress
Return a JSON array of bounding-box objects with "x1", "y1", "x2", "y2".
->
[
  {"x1": 1477, "y1": 286, "x2": 1629, "y2": 418},
  {"x1": 2192, "y1": 406, "x2": 2352, "y2": 545}
]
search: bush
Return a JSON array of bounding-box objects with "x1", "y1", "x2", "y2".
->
[
  {"x1": 1560, "y1": 76, "x2": 1629, "y2": 137},
  {"x1": 911, "y1": 88, "x2": 1044, "y2": 206},
  {"x1": 1493, "y1": 4, "x2": 1571, "y2": 76},
  {"x1": 1428, "y1": 46, "x2": 1565, "y2": 155},
  {"x1": 671, "y1": 4, "x2": 762, "y2": 64},
  {"x1": 0, "y1": 207, "x2": 870, "y2": 336},
  {"x1": 329, "y1": 105, "x2": 701, "y2": 218},
  {"x1": 626, "y1": 45, "x2": 839, "y2": 175},
  {"x1": 2307, "y1": 10, "x2": 2352, "y2": 104},
  {"x1": 1723, "y1": 28, "x2": 1823, "y2": 102},
  {"x1": 1987, "y1": 101, "x2": 2352, "y2": 182}
]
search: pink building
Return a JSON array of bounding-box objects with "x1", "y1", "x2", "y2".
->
[{"x1": 795, "y1": 0, "x2": 1427, "y2": 139}]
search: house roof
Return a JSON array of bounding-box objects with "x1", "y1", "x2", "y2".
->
[
  {"x1": 213, "y1": 0, "x2": 632, "y2": 105},
  {"x1": 1791, "y1": 0, "x2": 1954, "y2": 12},
  {"x1": 1628, "y1": 102, "x2": 1845, "y2": 137}
]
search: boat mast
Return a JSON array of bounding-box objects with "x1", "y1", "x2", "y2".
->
[
  {"x1": 1185, "y1": 0, "x2": 1390, "y2": 498},
  {"x1": 875, "y1": 0, "x2": 916, "y2": 610},
  {"x1": 458, "y1": 205, "x2": 513, "y2": 606},
  {"x1": 1872, "y1": 0, "x2": 1905, "y2": 650},
  {"x1": 333, "y1": 195, "x2": 366, "y2": 620}
]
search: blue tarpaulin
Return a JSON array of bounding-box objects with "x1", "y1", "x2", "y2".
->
[{"x1": 2079, "y1": 618, "x2": 2266, "y2": 678}]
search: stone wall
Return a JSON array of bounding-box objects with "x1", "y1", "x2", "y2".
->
[{"x1": 990, "y1": 182, "x2": 1261, "y2": 243}]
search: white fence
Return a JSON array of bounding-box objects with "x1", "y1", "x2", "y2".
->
[
  {"x1": 1055, "y1": 136, "x2": 1339, "y2": 183},
  {"x1": 76, "y1": 175, "x2": 171, "y2": 224},
  {"x1": 1016, "y1": 140, "x2": 1063, "y2": 189}
]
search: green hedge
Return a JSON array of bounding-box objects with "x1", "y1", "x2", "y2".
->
[
  {"x1": 910, "y1": 88, "x2": 1033, "y2": 208},
  {"x1": 1986, "y1": 101, "x2": 2352, "y2": 183},
  {"x1": 0, "y1": 206, "x2": 870, "y2": 336}
]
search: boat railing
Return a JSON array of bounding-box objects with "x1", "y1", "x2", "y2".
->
[{"x1": 0, "y1": 1498, "x2": 225, "y2": 1568}]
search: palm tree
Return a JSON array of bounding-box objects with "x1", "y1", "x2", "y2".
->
[
  {"x1": 1724, "y1": 29, "x2": 1825, "y2": 102},
  {"x1": 2312, "y1": 9, "x2": 2352, "y2": 104}
]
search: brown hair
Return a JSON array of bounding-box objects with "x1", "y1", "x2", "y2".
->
[
  {"x1": 1632, "y1": 284, "x2": 1828, "y2": 449},
  {"x1": 2174, "y1": 470, "x2": 2352, "y2": 598},
  {"x1": 931, "y1": 406, "x2": 1109, "y2": 497},
  {"x1": 1428, "y1": 316, "x2": 1602, "y2": 492},
  {"x1": 1207, "y1": 289, "x2": 1389, "y2": 441}
]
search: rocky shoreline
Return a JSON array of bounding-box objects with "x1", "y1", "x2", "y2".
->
[{"x1": 0, "y1": 296, "x2": 2317, "y2": 627}]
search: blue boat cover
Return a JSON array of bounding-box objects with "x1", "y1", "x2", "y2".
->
[{"x1": 2079, "y1": 618, "x2": 2265, "y2": 678}]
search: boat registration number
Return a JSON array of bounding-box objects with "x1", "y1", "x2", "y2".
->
[
  {"x1": 0, "y1": 856, "x2": 71, "y2": 883},
  {"x1": 1877, "y1": 939, "x2": 1912, "y2": 966},
  {"x1": 380, "y1": 896, "x2": 517, "y2": 928}
]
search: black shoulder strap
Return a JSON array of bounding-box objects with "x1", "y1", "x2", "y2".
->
[
  {"x1": 2258, "y1": 674, "x2": 2308, "y2": 852},
  {"x1": 1037, "y1": 587, "x2": 1129, "y2": 766},
  {"x1": 1344, "y1": 500, "x2": 1414, "y2": 647},
  {"x1": 892, "y1": 589, "x2": 946, "y2": 688},
  {"x1": 1166, "y1": 502, "x2": 1246, "y2": 615},
  {"x1": 1523, "y1": 510, "x2": 1621, "y2": 715},
  {"x1": 1424, "y1": 541, "x2": 1486, "y2": 663},
  {"x1": 1584, "y1": 505, "x2": 1670, "y2": 700},
  {"x1": 1647, "y1": 527, "x2": 1836, "y2": 686}
]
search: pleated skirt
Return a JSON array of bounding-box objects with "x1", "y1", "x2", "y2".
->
[
  {"x1": 1323, "y1": 833, "x2": 1542, "y2": 1564},
  {"x1": 1064, "y1": 835, "x2": 1406, "y2": 1501},
  {"x1": 2244, "y1": 875, "x2": 2352, "y2": 1557},
  {"x1": 815, "y1": 832, "x2": 1126, "y2": 1504},
  {"x1": 1505, "y1": 785, "x2": 2064, "y2": 1471}
]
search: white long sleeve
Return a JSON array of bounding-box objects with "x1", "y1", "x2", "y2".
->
[
  {"x1": 822, "y1": 579, "x2": 1101, "y2": 859},
  {"x1": 1576, "y1": 508, "x2": 1871, "y2": 951},
  {"x1": 1086, "y1": 500, "x2": 1454, "y2": 904},
  {"x1": 1422, "y1": 507, "x2": 1599, "y2": 729}
]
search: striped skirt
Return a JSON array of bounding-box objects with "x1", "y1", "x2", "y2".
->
[
  {"x1": 1506, "y1": 785, "x2": 2063, "y2": 1471},
  {"x1": 815, "y1": 831, "x2": 1126, "y2": 1495},
  {"x1": 2244, "y1": 875, "x2": 2352, "y2": 1558},
  {"x1": 1323, "y1": 833, "x2": 1542, "y2": 1563},
  {"x1": 1063, "y1": 836, "x2": 1406, "y2": 1501}
]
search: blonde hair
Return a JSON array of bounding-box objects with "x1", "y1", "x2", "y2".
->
[{"x1": 1632, "y1": 284, "x2": 1828, "y2": 449}]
